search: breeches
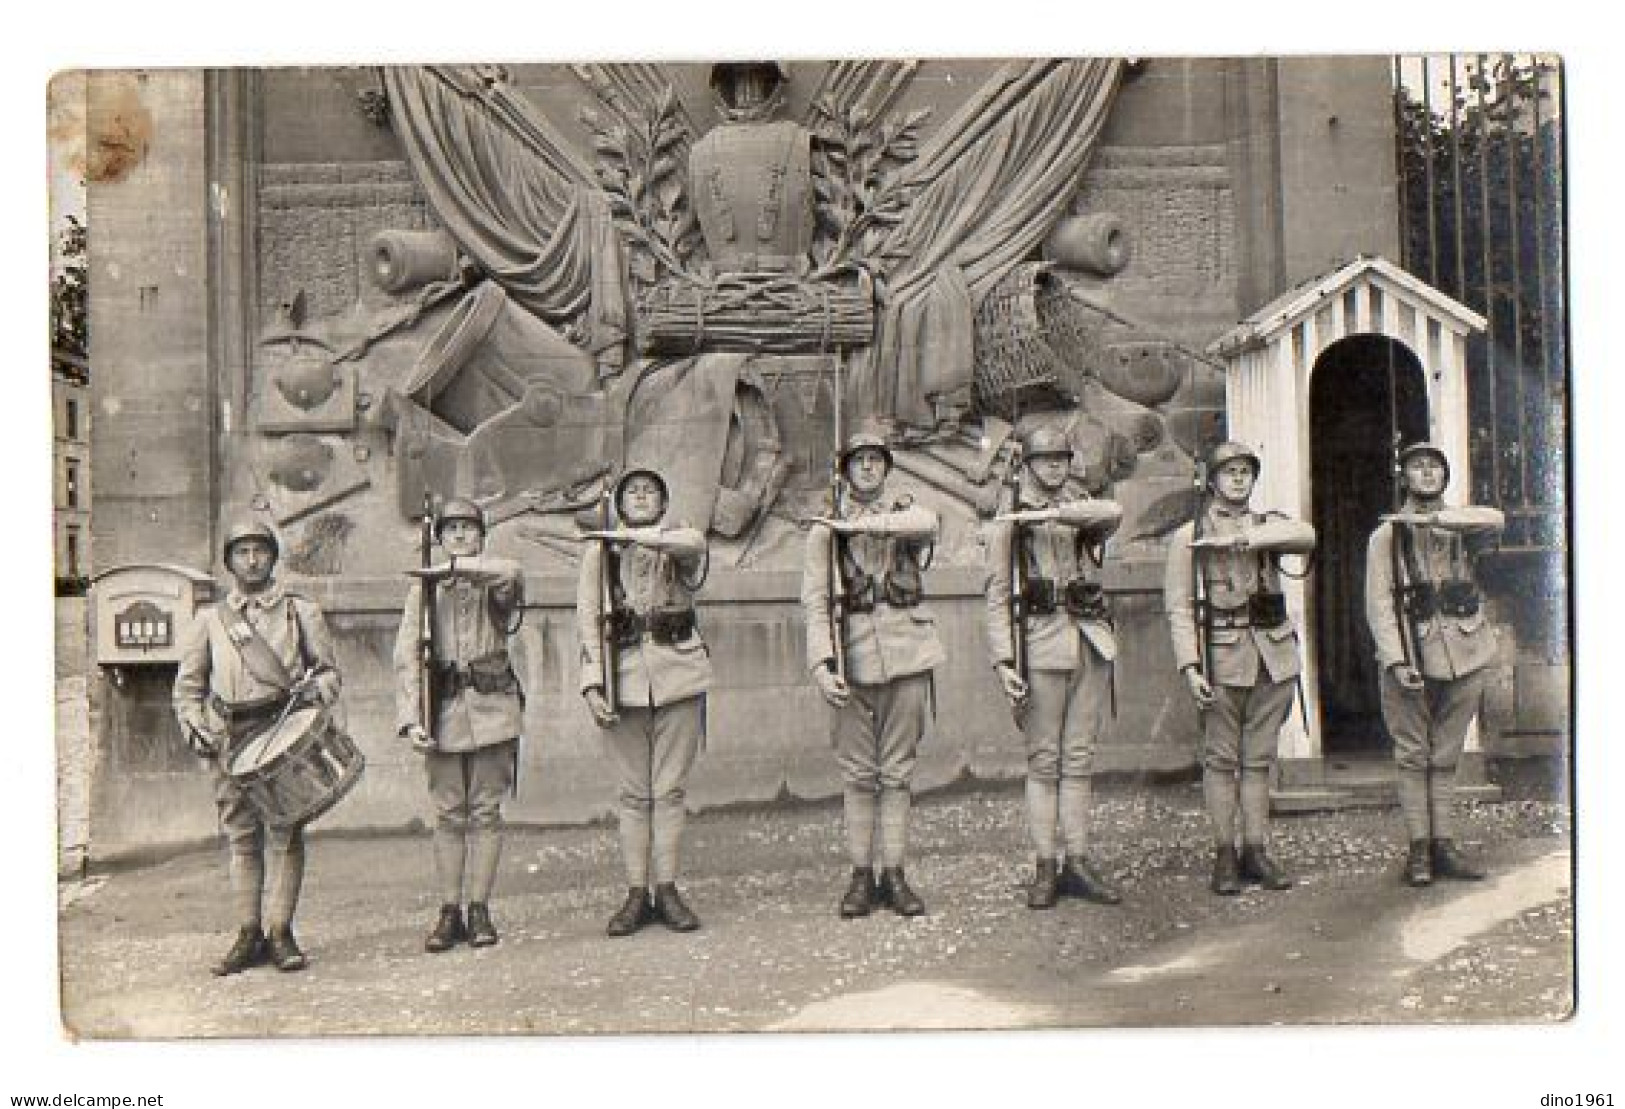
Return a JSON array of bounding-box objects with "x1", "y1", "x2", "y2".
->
[
  {"x1": 1022, "y1": 655, "x2": 1111, "y2": 781},
  {"x1": 834, "y1": 672, "x2": 932, "y2": 792},
  {"x1": 601, "y1": 697, "x2": 704, "y2": 813},
  {"x1": 1202, "y1": 678, "x2": 1296, "y2": 773},
  {"x1": 1382, "y1": 668, "x2": 1487, "y2": 773},
  {"x1": 214, "y1": 770, "x2": 302, "y2": 854},
  {"x1": 425, "y1": 740, "x2": 517, "y2": 832}
]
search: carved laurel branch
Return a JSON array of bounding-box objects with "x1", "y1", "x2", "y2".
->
[
  {"x1": 808, "y1": 96, "x2": 931, "y2": 281},
  {"x1": 579, "y1": 87, "x2": 702, "y2": 286}
]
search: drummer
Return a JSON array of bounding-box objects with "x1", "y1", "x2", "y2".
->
[
  {"x1": 393, "y1": 498, "x2": 526, "y2": 953},
  {"x1": 173, "y1": 518, "x2": 343, "y2": 976}
]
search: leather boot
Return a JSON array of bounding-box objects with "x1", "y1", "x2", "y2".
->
[
  {"x1": 1060, "y1": 855, "x2": 1123, "y2": 905},
  {"x1": 424, "y1": 904, "x2": 465, "y2": 953},
  {"x1": 606, "y1": 887, "x2": 653, "y2": 938},
  {"x1": 839, "y1": 866, "x2": 878, "y2": 918},
  {"x1": 654, "y1": 882, "x2": 701, "y2": 932},
  {"x1": 1240, "y1": 843, "x2": 1294, "y2": 890},
  {"x1": 1402, "y1": 839, "x2": 1434, "y2": 887},
  {"x1": 1210, "y1": 844, "x2": 1242, "y2": 896},
  {"x1": 465, "y1": 902, "x2": 499, "y2": 948},
  {"x1": 1431, "y1": 838, "x2": 1486, "y2": 881},
  {"x1": 1026, "y1": 858, "x2": 1060, "y2": 910},
  {"x1": 211, "y1": 926, "x2": 268, "y2": 977},
  {"x1": 879, "y1": 867, "x2": 926, "y2": 917},
  {"x1": 266, "y1": 926, "x2": 308, "y2": 972}
]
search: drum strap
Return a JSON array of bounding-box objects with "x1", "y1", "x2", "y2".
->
[{"x1": 222, "y1": 606, "x2": 296, "y2": 693}]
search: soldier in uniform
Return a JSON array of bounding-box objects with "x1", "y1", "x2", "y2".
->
[
  {"x1": 173, "y1": 518, "x2": 343, "y2": 975},
  {"x1": 1365, "y1": 442, "x2": 1504, "y2": 886},
  {"x1": 1163, "y1": 442, "x2": 1316, "y2": 895},
  {"x1": 984, "y1": 427, "x2": 1125, "y2": 909},
  {"x1": 393, "y1": 497, "x2": 526, "y2": 952},
  {"x1": 802, "y1": 425, "x2": 944, "y2": 918},
  {"x1": 577, "y1": 469, "x2": 712, "y2": 937}
]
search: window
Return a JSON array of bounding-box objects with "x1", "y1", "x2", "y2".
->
[
  {"x1": 65, "y1": 398, "x2": 79, "y2": 440},
  {"x1": 65, "y1": 460, "x2": 79, "y2": 509},
  {"x1": 65, "y1": 527, "x2": 81, "y2": 579}
]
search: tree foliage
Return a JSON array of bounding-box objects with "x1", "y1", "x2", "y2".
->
[
  {"x1": 51, "y1": 215, "x2": 88, "y2": 369},
  {"x1": 1395, "y1": 55, "x2": 1564, "y2": 543}
]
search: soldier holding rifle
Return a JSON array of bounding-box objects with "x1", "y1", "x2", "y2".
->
[
  {"x1": 1364, "y1": 442, "x2": 1504, "y2": 886},
  {"x1": 577, "y1": 469, "x2": 712, "y2": 937},
  {"x1": 393, "y1": 497, "x2": 526, "y2": 953},
  {"x1": 983, "y1": 426, "x2": 1125, "y2": 910},
  {"x1": 801, "y1": 422, "x2": 944, "y2": 919},
  {"x1": 1163, "y1": 442, "x2": 1315, "y2": 896}
]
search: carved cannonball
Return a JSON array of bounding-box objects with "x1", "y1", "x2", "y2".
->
[
  {"x1": 267, "y1": 435, "x2": 335, "y2": 492},
  {"x1": 1042, "y1": 213, "x2": 1133, "y2": 276}
]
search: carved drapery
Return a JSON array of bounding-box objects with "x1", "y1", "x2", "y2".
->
[
  {"x1": 858, "y1": 58, "x2": 1126, "y2": 427},
  {"x1": 382, "y1": 66, "x2": 630, "y2": 373}
]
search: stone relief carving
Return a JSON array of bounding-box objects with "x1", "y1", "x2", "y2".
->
[{"x1": 239, "y1": 60, "x2": 1226, "y2": 574}]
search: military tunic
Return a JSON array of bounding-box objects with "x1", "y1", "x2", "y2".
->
[
  {"x1": 392, "y1": 556, "x2": 525, "y2": 834},
  {"x1": 983, "y1": 486, "x2": 1121, "y2": 779},
  {"x1": 174, "y1": 584, "x2": 342, "y2": 850},
  {"x1": 1163, "y1": 504, "x2": 1315, "y2": 775}
]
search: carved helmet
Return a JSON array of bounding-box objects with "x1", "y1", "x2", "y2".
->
[
  {"x1": 223, "y1": 518, "x2": 280, "y2": 562},
  {"x1": 839, "y1": 422, "x2": 894, "y2": 473},
  {"x1": 1022, "y1": 426, "x2": 1074, "y2": 461},
  {"x1": 709, "y1": 61, "x2": 788, "y2": 96},
  {"x1": 614, "y1": 468, "x2": 670, "y2": 517},
  {"x1": 435, "y1": 496, "x2": 488, "y2": 535},
  {"x1": 1397, "y1": 440, "x2": 1451, "y2": 481},
  {"x1": 1205, "y1": 440, "x2": 1262, "y2": 480}
]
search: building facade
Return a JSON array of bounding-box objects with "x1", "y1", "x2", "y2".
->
[
  {"x1": 53, "y1": 351, "x2": 90, "y2": 591},
  {"x1": 78, "y1": 59, "x2": 1565, "y2": 856}
]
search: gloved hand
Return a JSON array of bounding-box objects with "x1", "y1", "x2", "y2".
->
[
  {"x1": 814, "y1": 664, "x2": 851, "y2": 708},
  {"x1": 404, "y1": 724, "x2": 437, "y2": 753},
  {"x1": 1184, "y1": 667, "x2": 1218, "y2": 709}
]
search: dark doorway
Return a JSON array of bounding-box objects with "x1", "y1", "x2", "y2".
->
[{"x1": 1309, "y1": 335, "x2": 1428, "y2": 752}]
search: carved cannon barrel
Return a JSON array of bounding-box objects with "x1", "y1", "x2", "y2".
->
[
  {"x1": 367, "y1": 229, "x2": 461, "y2": 294},
  {"x1": 638, "y1": 275, "x2": 874, "y2": 356},
  {"x1": 1042, "y1": 212, "x2": 1133, "y2": 276}
]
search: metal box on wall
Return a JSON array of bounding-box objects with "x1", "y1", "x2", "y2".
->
[{"x1": 90, "y1": 564, "x2": 217, "y2": 670}]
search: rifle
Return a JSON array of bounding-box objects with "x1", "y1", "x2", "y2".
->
[
  {"x1": 417, "y1": 492, "x2": 438, "y2": 737},
  {"x1": 1004, "y1": 439, "x2": 1030, "y2": 694},
  {"x1": 597, "y1": 484, "x2": 620, "y2": 711},
  {"x1": 826, "y1": 356, "x2": 848, "y2": 684},
  {"x1": 1190, "y1": 457, "x2": 1214, "y2": 696}
]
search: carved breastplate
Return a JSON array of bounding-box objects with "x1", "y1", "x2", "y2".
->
[{"x1": 689, "y1": 121, "x2": 814, "y2": 273}]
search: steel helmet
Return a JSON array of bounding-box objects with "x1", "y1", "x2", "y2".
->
[
  {"x1": 222, "y1": 518, "x2": 279, "y2": 562},
  {"x1": 435, "y1": 496, "x2": 487, "y2": 535},
  {"x1": 839, "y1": 422, "x2": 894, "y2": 472},
  {"x1": 614, "y1": 468, "x2": 670, "y2": 516},
  {"x1": 1021, "y1": 426, "x2": 1074, "y2": 461},
  {"x1": 1205, "y1": 440, "x2": 1262, "y2": 480},
  {"x1": 1397, "y1": 440, "x2": 1451, "y2": 480}
]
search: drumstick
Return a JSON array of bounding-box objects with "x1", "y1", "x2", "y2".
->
[{"x1": 230, "y1": 668, "x2": 315, "y2": 774}]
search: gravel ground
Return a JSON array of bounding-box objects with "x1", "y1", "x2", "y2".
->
[{"x1": 58, "y1": 776, "x2": 1572, "y2": 1038}]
